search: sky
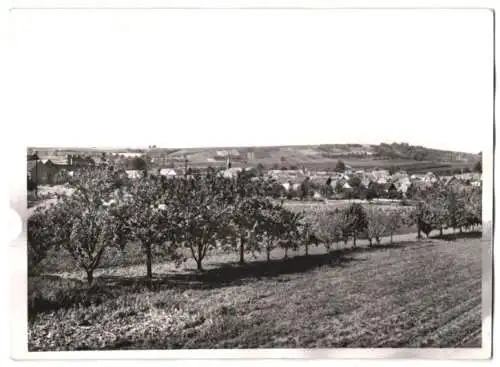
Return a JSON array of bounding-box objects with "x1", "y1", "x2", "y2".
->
[{"x1": 9, "y1": 9, "x2": 494, "y2": 154}]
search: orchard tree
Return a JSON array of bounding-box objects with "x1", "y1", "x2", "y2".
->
[
  {"x1": 229, "y1": 197, "x2": 266, "y2": 264},
  {"x1": 124, "y1": 177, "x2": 180, "y2": 281},
  {"x1": 445, "y1": 186, "x2": 467, "y2": 233},
  {"x1": 334, "y1": 181, "x2": 344, "y2": 195},
  {"x1": 460, "y1": 186, "x2": 482, "y2": 231},
  {"x1": 278, "y1": 209, "x2": 303, "y2": 259},
  {"x1": 424, "y1": 183, "x2": 449, "y2": 236},
  {"x1": 468, "y1": 186, "x2": 482, "y2": 230},
  {"x1": 365, "y1": 206, "x2": 387, "y2": 246},
  {"x1": 44, "y1": 167, "x2": 132, "y2": 286},
  {"x1": 313, "y1": 209, "x2": 343, "y2": 252},
  {"x1": 348, "y1": 175, "x2": 362, "y2": 189},
  {"x1": 473, "y1": 160, "x2": 482, "y2": 173},
  {"x1": 228, "y1": 172, "x2": 270, "y2": 264},
  {"x1": 128, "y1": 157, "x2": 147, "y2": 171},
  {"x1": 435, "y1": 188, "x2": 450, "y2": 236},
  {"x1": 173, "y1": 171, "x2": 234, "y2": 271},
  {"x1": 346, "y1": 203, "x2": 368, "y2": 247},
  {"x1": 412, "y1": 201, "x2": 436, "y2": 239},
  {"x1": 335, "y1": 160, "x2": 346, "y2": 172},
  {"x1": 366, "y1": 182, "x2": 381, "y2": 201},
  {"x1": 27, "y1": 207, "x2": 55, "y2": 275},
  {"x1": 385, "y1": 209, "x2": 403, "y2": 244},
  {"x1": 300, "y1": 220, "x2": 319, "y2": 256},
  {"x1": 333, "y1": 207, "x2": 354, "y2": 246},
  {"x1": 255, "y1": 201, "x2": 286, "y2": 262},
  {"x1": 300, "y1": 177, "x2": 311, "y2": 200}
]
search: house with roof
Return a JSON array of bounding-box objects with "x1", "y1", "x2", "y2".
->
[
  {"x1": 369, "y1": 169, "x2": 390, "y2": 185},
  {"x1": 391, "y1": 171, "x2": 410, "y2": 183},
  {"x1": 342, "y1": 182, "x2": 352, "y2": 191},
  {"x1": 40, "y1": 156, "x2": 69, "y2": 168},
  {"x1": 329, "y1": 179, "x2": 340, "y2": 190},
  {"x1": 423, "y1": 172, "x2": 438, "y2": 185},
  {"x1": 312, "y1": 191, "x2": 323, "y2": 201},
  {"x1": 471, "y1": 180, "x2": 481, "y2": 187},
  {"x1": 360, "y1": 176, "x2": 371, "y2": 188},
  {"x1": 392, "y1": 179, "x2": 412, "y2": 197},
  {"x1": 386, "y1": 183, "x2": 402, "y2": 198},
  {"x1": 159, "y1": 168, "x2": 177, "y2": 178},
  {"x1": 376, "y1": 176, "x2": 388, "y2": 185},
  {"x1": 218, "y1": 167, "x2": 243, "y2": 179},
  {"x1": 126, "y1": 170, "x2": 143, "y2": 179},
  {"x1": 444, "y1": 176, "x2": 460, "y2": 187},
  {"x1": 27, "y1": 159, "x2": 60, "y2": 185}
]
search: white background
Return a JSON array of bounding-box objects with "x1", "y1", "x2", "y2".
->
[
  {"x1": 7, "y1": 7, "x2": 493, "y2": 153},
  {"x1": 0, "y1": 0, "x2": 497, "y2": 366}
]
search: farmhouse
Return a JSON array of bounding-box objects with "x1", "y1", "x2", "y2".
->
[
  {"x1": 312, "y1": 191, "x2": 323, "y2": 201},
  {"x1": 219, "y1": 167, "x2": 243, "y2": 179},
  {"x1": 371, "y1": 169, "x2": 390, "y2": 179},
  {"x1": 92, "y1": 156, "x2": 107, "y2": 166},
  {"x1": 159, "y1": 168, "x2": 177, "y2": 178},
  {"x1": 27, "y1": 160, "x2": 60, "y2": 185},
  {"x1": 126, "y1": 170, "x2": 143, "y2": 179},
  {"x1": 392, "y1": 179, "x2": 411, "y2": 196},
  {"x1": 471, "y1": 180, "x2": 481, "y2": 187},
  {"x1": 329, "y1": 179, "x2": 339, "y2": 189},
  {"x1": 360, "y1": 176, "x2": 371, "y2": 188},
  {"x1": 423, "y1": 172, "x2": 438, "y2": 185},
  {"x1": 117, "y1": 152, "x2": 143, "y2": 158},
  {"x1": 444, "y1": 176, "x2": 460, "y2": 187}
]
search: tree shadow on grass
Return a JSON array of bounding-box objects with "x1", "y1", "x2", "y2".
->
[
  {"x1": 98, "y1": 250, "x2": 365, "y2": 292},
  {"x1": 431, "y1": 231, "x2": 482, "y2": 242},
  {"x1": 97, "y1": 238, "x2": 430, "y2": 293},
  {"x1": 28, "y1": 275, "x2": 114, "y2": 319}
]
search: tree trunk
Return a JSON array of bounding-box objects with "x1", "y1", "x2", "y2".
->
[
  {"x1": 284, "y1": 247, "x2": 289, "y2": 259},
  {"x1": 267, "y1": 248, "x2": 271, "y2": 262},
  {"x1": 305, "y1": 242, "x2": 309, "y2": 256},
  {"x1": 353, "y1": 234, "x2": 357, "y2": 248},
  {"x1": 459, "y1": 227, "x2": 463, "y2": 233},
  {"x1": 390, "y1": 233, "x2": 393, "y2": 244},
  {"x1": 368, "y1": 238, "x2": 372, "y2": 247},
  {"x1": 197, "y1": 244, "x2": 204, "y2": 271},
  {"x1": 196, "y1": 258, "x2": 203, "y2": 271},
  {"x1": 239, "y1": 236, "x2": 245, "y2": 264},
  {"x1": 376, "y1": 236, "x2": 381, "y2": 245},
  {"x1": 440, "y1": 227, "x2": 443, "y2": 236},
  {"x1": 86, "y1": 270, "x2": 94, "y2": 286},
  {"x1": 146, "y1": 243, "x2": 153, "y2": 280}
]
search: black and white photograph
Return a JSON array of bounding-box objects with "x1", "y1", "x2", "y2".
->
[{"x1": 6, "y1": 3, "x2": 494, "y2": 360}]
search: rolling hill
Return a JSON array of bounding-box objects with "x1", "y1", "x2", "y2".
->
[
  {"x1": 164, "y1": 143, "x2": 480, "y2": 174},
  {"x1": 28, "y1": 143, "x2": 481, "y2": 174}
]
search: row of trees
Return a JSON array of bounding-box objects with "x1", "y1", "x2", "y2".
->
[
  {"x1": 28, "y1": 166, "x2": 482, "y2": 286},
  {"x1": 28, "y1": 168, "x2": 305, "y2": 284},
  {"x1": 304, "y1": 205, "x2": 411, "y2": 252},
  {"x1": 411, "y1": 183, "x2": 482, "y2": 238}
]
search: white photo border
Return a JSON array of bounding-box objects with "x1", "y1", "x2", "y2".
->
[{"x1": 7, "y1": 0, "x2": 495, "y2": 361}]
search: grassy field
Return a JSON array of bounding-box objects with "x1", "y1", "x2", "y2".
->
[{"x1": 28, "y1": 232, "x2": 482, "y2": 350}]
